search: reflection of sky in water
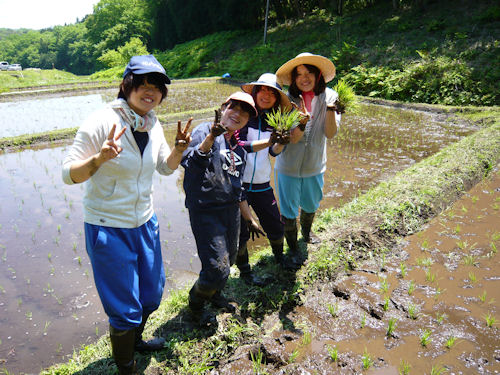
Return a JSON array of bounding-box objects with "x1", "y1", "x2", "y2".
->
[{"x1": 0, "y1": 94, "x2": 112, "y2": 137}]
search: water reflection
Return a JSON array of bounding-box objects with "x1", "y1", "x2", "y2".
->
[
  {"x1": 0, "y1": 104, "x2": 479, "y2": 374},
  {"x1": 0, "y1": 91, "x2": 116, "y2": 137}
]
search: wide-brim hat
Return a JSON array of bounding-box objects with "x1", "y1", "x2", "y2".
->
[
  {"x1": 123, "y1": 55, "x2": 171, "y2": 84},
  {"x1": 276, "y1": 52, "x2": 336, "y2": 86},
  {"x1": 241, "y1": 73, "x2": 292, "y2": 111},
  {"x1": 224, "y1": 91, "x2": 258, "y2": 117}
]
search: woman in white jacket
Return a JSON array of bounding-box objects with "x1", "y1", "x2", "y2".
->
[{"x1": 62, "y1": 55, "x2": 191, "y2": 375}]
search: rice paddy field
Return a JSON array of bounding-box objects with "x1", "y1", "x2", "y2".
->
[{"x1": 0, "y1": 79, "x2": 498, "y2": 374}]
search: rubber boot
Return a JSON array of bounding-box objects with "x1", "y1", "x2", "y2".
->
[
  {"x1": 188, "y1": 280, "x2": 217, "y2": 326},
  {"x1": 236, "y1": 243, "x2": 265, "y2": 287},
  {"x1": 284, "y1": 217, "x2": 302, "y2": 267},
  {"x1": 134, "y1": 312, "x2": 166, "y2": 352},
  {"x1": 211, "y1": 290, "x2": 236, "y2": 313},
  {"x1": 300, "y1": 210, "x2": 320, "y2": 244},
  {"x1": 109, "y1": 325, "x2": 137, "y2": 375},
  {"x1": 269, "y1": 237, "x2": 285, "y2": 265}
]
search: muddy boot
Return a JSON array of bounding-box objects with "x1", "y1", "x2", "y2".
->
[
  {"x1": 134, "y1": 312, "x2": 165, "y2": 352},
  {"x1": 210, "y1": 291, "x2": 236, "y2": 313},
  {"x1": 300, "y1": 210, "x2": 320, "y2": 244},
  {"x1": 236, "y1": 243, "x2": 266, "y2": 287},
  {"x1": 109, "y1": 325, "x2": 137, "y2": 375},
  {"x1": 284, "y1": 217, "x2": 302, "y2": 267},
  {"x1": 188, "y1": 281, "x2": 217, "y2": 326},
  {"x1": 269, "y1": 237, "x2": 288, "y2": 268}
]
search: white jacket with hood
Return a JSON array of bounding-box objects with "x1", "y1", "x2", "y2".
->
[{"x1": 62, "y1": 106, "x2": 174, "y2": 228}]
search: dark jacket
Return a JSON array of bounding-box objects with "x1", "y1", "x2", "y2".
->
[{"x1": 181, "y1": 122, "x2": 246, "y2": 211}]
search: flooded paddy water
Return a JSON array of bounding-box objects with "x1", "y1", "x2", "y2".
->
[{"x1": 0, "y1": 85, "x2": 487, "y2": 374}]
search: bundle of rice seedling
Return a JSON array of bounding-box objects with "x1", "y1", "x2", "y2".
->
[
  {"x1": 265, "y1": 107, "x2": 302, "y2": 131},
  {"x1": 332, "y1": 79, "x2": 358, "y2": 113}
]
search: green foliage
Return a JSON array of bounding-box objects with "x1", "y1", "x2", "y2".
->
[{"x1": 98, "y1": 37, "x2": 148, "y2": 68}]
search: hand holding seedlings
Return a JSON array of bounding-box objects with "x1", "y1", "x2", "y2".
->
[
  {"x1": 174, "y1": 117, "x2": 192, "y2": 151},
  {"x1": 210, "y1": 109, "x2": 227, "y2": 137}
]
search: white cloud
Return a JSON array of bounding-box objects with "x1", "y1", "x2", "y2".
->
[{"x1": 0, "y1": 0, "x2": 99, "y2": 30}]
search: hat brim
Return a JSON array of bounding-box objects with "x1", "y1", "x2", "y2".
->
[
  {"x1": 241, "y1": 82, "x2": 292, "y2": 111},
  {"x1": 276, "y1": 54, "x2": 336, "y2": 86}
]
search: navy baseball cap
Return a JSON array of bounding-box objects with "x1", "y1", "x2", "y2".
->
[{"x1": 123, "y1": 55, "x2": 171, "y2": 84}]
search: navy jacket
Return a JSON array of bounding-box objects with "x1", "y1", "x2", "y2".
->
[{"x1": 181, "y1": 122, "x2": 246, "y2": 211}]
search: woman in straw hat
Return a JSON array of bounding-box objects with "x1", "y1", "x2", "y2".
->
[
  {"x1": 275, "y1": 52, "x2": 342, "y2": 265},
  {"x1": 234, "y1": 73, "x2": 296, "y2": 284}
]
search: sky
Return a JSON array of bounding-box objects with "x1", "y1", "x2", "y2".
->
[{"x1": 0, "y1": 0, "x2": 100, "y2": 30}]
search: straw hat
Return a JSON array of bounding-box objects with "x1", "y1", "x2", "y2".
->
[
  {"x1": 223, "y1": 91, "x2": 258, "y2": 117},
  {"x1": 276, "y1": 52, "x2": 336, "y2": 86},
  {"x1": 241, "y1": 73, "x2": 292, "y2": 111}
]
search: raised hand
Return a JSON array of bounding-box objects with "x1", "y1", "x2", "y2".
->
[
  {"x1": 247, "y1": 219, "x2": 265, "y2": 241},
  {"x1": 99, "y1": 124, "x2": 126, "y2": 163},
  {"x1": 210, "y1": 109, "x2": 227, "y2": 137},
  {"x1": 328, "y1": 99, "x2": 345, "y2": 114},
  {"x1": 175, "y1": 118, "x2": 192, "y2": 151}
]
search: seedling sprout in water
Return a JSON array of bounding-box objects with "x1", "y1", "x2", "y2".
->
[{"x1": 265, "y1": 107, "x2": 302, "y2": 132}]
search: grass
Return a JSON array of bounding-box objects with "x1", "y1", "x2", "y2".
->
[{"x1": 420, "y1": 329, "x2": 432, "y2": 347}]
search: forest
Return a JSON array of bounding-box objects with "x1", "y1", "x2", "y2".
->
[{"x1": 0, "y1": 0, "x2": 499, "y2": 105}]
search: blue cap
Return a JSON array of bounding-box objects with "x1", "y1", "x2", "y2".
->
[{"x1": 123, "y1": 55, "x2": 170, "y2": 84}]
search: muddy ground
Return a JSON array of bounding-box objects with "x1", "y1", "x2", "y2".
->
[{"x1": 187, "y1": 168, "x2": 500, "y2": 375}]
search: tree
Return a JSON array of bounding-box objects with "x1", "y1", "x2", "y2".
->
[{"x1": 98, "y1": 37, "x2": 149, "y2": 68}]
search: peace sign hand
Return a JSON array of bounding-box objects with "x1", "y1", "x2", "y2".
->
[
  {"x1": 175, "y1": 118, "x2": 192, "y2": 151},
  {"x1": 292, "y1": 95, "x2": 310, "y2": 130},
  {"x1": 99, "y1": 124, "x2": 126, "y2": 163}
]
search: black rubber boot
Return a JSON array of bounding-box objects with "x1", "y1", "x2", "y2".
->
[
  {"x1": 236, "y1": 243, "x2": 266, "y2": 287},
  {"x1": 210, "y1": 291, "x2": 236, "y2": 313},
  {"x1": 283, "y1": 217, "x2": 303, "y2": 268},
  {"x1": 188, "y1": 280, "x2": 217, "y2": 326},
  {"x1": 134, "y1": 312, "x2": 165, "y2": 352},
  {"x1": 300, "y1": 210, "x2": 320, "y2": 244},
  {"x1": 269, "y1": 237, "x2": 287, "y2": 267},
  {"x1": 109, "y1": 325, "x2": 137, "y2": 375}
]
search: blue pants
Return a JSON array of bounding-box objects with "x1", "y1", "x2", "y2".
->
[
  {"x1": 189, "y1": 204, "x2": 240, "y2": 292},
  {"x1": 240, "y1": 185, "x2": 284, "y2": 244},
  {"x1": 84, "y1": 214, "x2": 165, "y2": 331},
  {"x1": 277, "y1": 172, "x2": 324, "y2": 219}
]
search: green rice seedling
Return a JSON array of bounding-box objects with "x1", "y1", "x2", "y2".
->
[
  {"x1": 479, "y1": 291, "x2": 487, "y2": 302},
  {"x1": 445, "y1": 335, "x2": 457, "y2": 349},
  {"x1": 490, "y1": 242, "x2": 497, "y2": 254},
  {"x1": 265, "y1": 106, "x2": 302, "y2": 132},
  {"x1": 387, "y1": 318, "x2": 397, "y2": 337},
  {"x1": 327, "y1": 345, "x2": 338, "y2": 362},
  {"x1": 407, "y1": 303, "x2": 419, "y2": 320},
  {"x1": 454, "y1": 224, "x2": 461, "y2": 234},
  {"x1": 463, "y1": 255, "x2": 477, "y2": 266},
  {"x1": 288, "y1": 349, "x2": 299, "y2": 363},
  {"x1": 332, "y1": 79, "x2": 358, "y2": 113},
  {"x1": 425, "y1": 269, "x2": 436, "y2": 283},
  {"x1": 25, "y1": 277, "x2": 30, "y2": 285},
  {"x1": 360, "y1": 313, "x2": 366, "y2": 328},
  {"x1": 95, "y1": 326, "x2": 99, "y2": 336},
  {"x1": 250, "y1": 348, "x2": 266, "y2": 373},
  {"x1": 420, "y1": 329, "x2": 432, "y2": 347},
  {"x1": 72, "y1": 242, "x2": 77, "y2": 252},
  {"x1": 460, "y1": 205, "x2": 468, "y2": 213},
  {"x1": 430, "y1": 365, "x2": 447, "y2": 375},
  {"x1": 416, "y1": 257, "x2": 433, "y2": 267},
  {"x1": 327, "y1": 302, "x2": 339, "y2": 318},
  {"x1": 379, "y1": 276, "x2": 389, "y2": 294},
  {"x1": 0, "y1": 285, "x2": 5, "y2": 293},
  {"x1": 383, "y1": 296, "x2": 390, "y2": 311},
  {"x1": 57, "y1": 224, "x2": 61, "y2": 233},
  {"x1": 25, "y1": 311, "x2": 32, "y2": 320},
  {"x1": 421, "y1": 238, "x2": 429, "y2": 250},
  {"x1": 484, "y1": 313, "x2": 496, "y2": 327},
  {"x1": 49, "y1": 266, "x2": 55, "y2": 275},
  {"x1": 301, "y1": 330, "x2": 312, "y2": 346},
  {"x1": 77, "y1": 256, "x2": 82, "y2": 266},
  {"x1": 408, "y1": 280, "x2": 416, "y2": 295},
  {"x1": 361, "y1": 348, "x2": 373, "y2": 369},
  {"x1": 468, "y1": 272, "x2": 477, "y2": 283},
  {"x1": 17, "y1": 297, "x2": 22, "y2": 308},
  {"x1": 47, "y1": 252, "x2": 52, "y2": 262},
  {"x1": 399, "y1": 359, "x2": 411, "y2": 375},
  {"x1": 399, "y1": 262, "x2": 407, "y2": 278},
  {"x1": 471, "y1": 195, "x2": 479, "y2": 203},
  {"x1": 43, "y1": 321, "x2": 51, "y2": 335},
  {"x1": 456, "y1": 240, "x2": 469, "y2": 250}
]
